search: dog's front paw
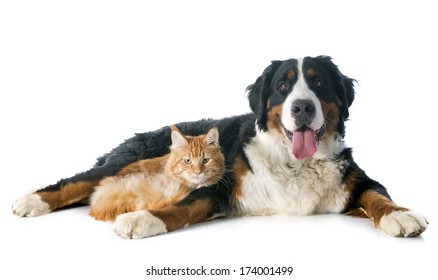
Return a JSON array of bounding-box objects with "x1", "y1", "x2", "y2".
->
[
  {"x1": 113, "y1": 210, "x2": 167, "y2": 239},
  {"x1": 380, "y1": 210, "x2": 428, "y2": 237},
  {"x1": 12, "y1": 193, "x2": 50, "y2": 217}
]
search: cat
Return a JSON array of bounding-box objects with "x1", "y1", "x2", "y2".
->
[{"x1": 89, "y1": 126, "x2": 225, "y2": 221}]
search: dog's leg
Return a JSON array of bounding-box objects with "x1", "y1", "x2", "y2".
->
[
  {"x1": 113, "y1": 186, "x2": 225, "y2": 239},
  {"x1": 358, "y1": 189, "x2": 428, "y2": 237},
  {"x1": 12, "y1": 126, "x2": 175, "y2": 217},
  {"x1": 12, "y1": 180, "x2": 97, "y2": 217},
  {"x1": 344, "y1": 162, "x2": 428, "y2": 237}
]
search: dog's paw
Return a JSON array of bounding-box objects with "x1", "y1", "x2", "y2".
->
[
  {"x1": 12, "y1": 193, "x2": 50, "y2": 217},
  {"x1": 113, "y1": 210, "x2": 167, "y2": 239},
  {"x1": 380, "y1": 210, "x2": 428, "y2": 237}
]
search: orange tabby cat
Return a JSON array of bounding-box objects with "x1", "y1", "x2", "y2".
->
[{"x1": 89, "y1": 126, "x2": 224, "y2": 221}]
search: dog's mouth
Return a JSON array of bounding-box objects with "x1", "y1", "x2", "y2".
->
[{"x1": 283, "y1": 124, "x2": 325, "y2": 160}]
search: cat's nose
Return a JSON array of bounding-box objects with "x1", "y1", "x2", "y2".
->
[{"x1": 193, "y1": 165, "x2": 203, "y2": 176}]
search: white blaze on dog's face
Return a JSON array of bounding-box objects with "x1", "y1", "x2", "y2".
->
[{"x1": 281, "y1": 58, "x2": 324, "y2": 133}]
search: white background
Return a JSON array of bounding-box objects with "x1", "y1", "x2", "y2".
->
[{"x1": 1, "y1": 1, "x2": 436, "y2": 279}]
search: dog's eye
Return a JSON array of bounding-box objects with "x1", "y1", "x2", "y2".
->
[
  {"x1": 315, "y1": 79, "x2": 324, "y2": 87},
  {"x1": 279, "y1": 82, "x2": 289, "y2": 92}
]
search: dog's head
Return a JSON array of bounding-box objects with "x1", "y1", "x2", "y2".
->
[{"x1": 247, "y1": 56, "x2": 355, "y2": 160}]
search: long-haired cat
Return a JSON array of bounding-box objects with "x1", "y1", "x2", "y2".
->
[{"x1": 89, "y1": 126, "x2": 224, "y2": 221}]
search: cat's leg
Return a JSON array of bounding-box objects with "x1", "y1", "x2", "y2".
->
[{"x1": 113, "y1": 186, "x2": 227, "y2": 239}]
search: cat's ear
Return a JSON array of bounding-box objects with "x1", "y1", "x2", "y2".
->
[
  {"x1": 171, "y1": 129, "x2": 188, "y2": 148},
  {"x1": 205, "y1": 127, "x2": 219, "y2": 147}
]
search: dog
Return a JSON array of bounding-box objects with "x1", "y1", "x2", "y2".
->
[{"x1": 12, "y1": 55, "x2": 428, "y2": 238}]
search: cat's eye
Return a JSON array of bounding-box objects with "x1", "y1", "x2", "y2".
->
[
  {"x1": 184, "y1": 158, "x2": 192, "y2": 164},
  {"x1": 201, "y1": 158, "x2": 210, "y2": 164}
]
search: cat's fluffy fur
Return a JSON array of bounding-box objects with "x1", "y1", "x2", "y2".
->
[{"x1": 89, "y1": 127, "x2": 224, "y2": 221}]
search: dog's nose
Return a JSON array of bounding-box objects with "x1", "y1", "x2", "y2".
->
[{"x1": 291, "y1": 99, "x2": 315, "y2": 125}]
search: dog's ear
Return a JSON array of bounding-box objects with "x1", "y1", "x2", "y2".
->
[
  {"x1": 316, "y1": 56, "x2": 355, "y2": 120},
  {"x1": 339, "y1": 75, "x2": 355, "y2": 119},
  {"x1": 247, "y1": 60, "x2": 282, "y2": 131}
]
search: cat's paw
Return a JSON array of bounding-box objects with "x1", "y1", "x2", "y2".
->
[
  {"x1": 113, "y1": 210, "x2": 168, "y2": 239},
  {"x1": 380, "y1": 210, "x2": 428, "y2": 237},
  {"x1": 12, "y1": 193, "x2": 50, "y2": 217}
]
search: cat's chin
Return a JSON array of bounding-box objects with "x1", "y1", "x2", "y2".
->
[{"x1": 187, "y1": 177, "x2": 207, "y2": 186}]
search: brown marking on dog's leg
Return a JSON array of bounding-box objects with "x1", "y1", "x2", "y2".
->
[
  {"x1": 345, "y1": 208, "x2": 369, "y2": 218},
  {"x1": 149, "y1": 198, "x2": 215, "y2": 232},
  {"x1": 37, "y1": 180, "x2": 97, "y2": 211},
  {"x1": 359, "y1": 190, "x2": 408, "y2": 227},
  {"x1": 359, "y1": 190, "x2": 428, "y2": 236}
]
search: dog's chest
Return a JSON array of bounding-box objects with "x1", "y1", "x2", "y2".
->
[{"x1": 234, "y1": 138, "x2": 349, "y2": 216}]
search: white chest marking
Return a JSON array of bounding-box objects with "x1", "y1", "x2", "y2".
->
[{"x1": 235, "y1": 130, "x2": 349, "y2": 216}]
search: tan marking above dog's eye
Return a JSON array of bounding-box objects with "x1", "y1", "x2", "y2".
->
[
  {"x1": 306, "y1": 68, "x2": 315, "y2": 77},
  {"x1": 287, "y1": 70, "x2": 295, "y2": 79}
]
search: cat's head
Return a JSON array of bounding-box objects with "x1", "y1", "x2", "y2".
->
[{"x1": 167, "y1": 126, "x2": 225, "y2": 187}]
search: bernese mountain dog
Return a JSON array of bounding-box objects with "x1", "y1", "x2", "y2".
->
[{"x1": 12, "y1": 55, "x2": 428, "y2": 238}]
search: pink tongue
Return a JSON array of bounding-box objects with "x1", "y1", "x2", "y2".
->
[{"x1": 292, "y1": 128, "x2": 317, "y2": 160}]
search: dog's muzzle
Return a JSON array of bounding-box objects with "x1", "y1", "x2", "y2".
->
[
  {"x1": 291, "y1": 99, "x2": 315, "y2": 128},
  {"x1": 284, "y1": 99, "x2": 322, "y2": 160}
]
